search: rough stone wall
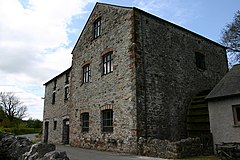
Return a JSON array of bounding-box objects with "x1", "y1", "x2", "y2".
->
[
  {"x1": 70, "y1": 4, "x2": 137, "y2": 153},
  {"x1": 43, "y1": 2, "x2": 229, "y2": 157},
  {"x1": 139, "y1": 137, "x2": 202, "y2": 159},
  {"x1": 43, "y1": 69, "x2": 71, "y2": 144},
  {"x1": 134, "y1": 9, "x2": 228, "y2": 141}
]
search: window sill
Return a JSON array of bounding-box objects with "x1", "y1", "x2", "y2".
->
[
  {"x1": 101, "y1": 71, "x2": 113, "y2": 77},
  {"x1": 196, "y1": 67, "x2": 207, "y2": 72},
  {"x1": 101, "y1": 131, "x2": 113, "y2": 134},
  {"x1": 92, "y1": 35, "x2": 101, "y2": 41}
]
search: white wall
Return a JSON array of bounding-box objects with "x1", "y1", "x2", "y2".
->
[{"x1": 208, "y1": 96, "x2": 240, "y2": 148}]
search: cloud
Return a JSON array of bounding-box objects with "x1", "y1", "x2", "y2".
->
[
  {"x1": 0, "y1": 85, "x2": 43, "y2": 120},
  {"x1": 0, "y1": 0, "x2": 97, "y2": 119},
  {"x1": 133, "y1": 0, "x2": 199, "y2": 25},
  {"x1": 0, "y1": 0, "x2": 96, "y2": 82}
]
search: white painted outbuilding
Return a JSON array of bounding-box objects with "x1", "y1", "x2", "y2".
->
[{"x1": 206, "y1": 64, "x2": 240, "y2": 147}]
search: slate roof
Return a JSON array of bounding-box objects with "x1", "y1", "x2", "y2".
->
[
  {"x1": 43, "y1": 67, "x2": 71, "y2": 85},
  {"x1": 206, "y1": 64, "x2": 240, "y2": 100}
]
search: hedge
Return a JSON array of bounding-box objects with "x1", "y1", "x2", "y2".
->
[{"x1": 1, "y1": 128, "x2": 41, "y2": 135}]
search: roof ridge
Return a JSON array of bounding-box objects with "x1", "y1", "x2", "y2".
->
[{"x1": 96, "y1": 2, "x2": 133, "y2": 9}]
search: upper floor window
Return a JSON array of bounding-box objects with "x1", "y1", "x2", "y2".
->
[
  {"x1": 83, "y1": 64, "x2": 91, "y2": 83},
  {"x1": 52, "y1": 92, "x2": 56, "y2": 104},
  {"x1": 81, "y1": 112, "x2": 89, "y2": 132},
  {"x1": 195, "y1": 52, "x2": 206, "y2": 70},
  {"x1": 65, "y1": 72, "x2": 70, "y2": 84},
  {"x1": 53, "y1": 79, "x2": 57, "y2": 90},
  {"x1": 233, "y1": 105, "x2": 240, "y2": 125},
  {"x1": 64, "y1": 86, "x2": 69, "y2": 100},
  {"x1": 102, "y1": 52, "x2": 113, "y2": 75},
  {"x1": 102, "y1": 109, "x2": 113, "y2": 132},
  {"x1": 93, "y1": 18, "x2": 101, "y2": 38},
  {"x1": 53, "y1": 120, "x2": 57, "y2": 130}
]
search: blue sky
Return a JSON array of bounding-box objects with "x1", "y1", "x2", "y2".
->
[{"x1": 0, "y1": 0, "x2": 239, "y2": 120}]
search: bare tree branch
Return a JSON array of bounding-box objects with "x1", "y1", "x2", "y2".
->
[
  {"x1": 221, "y1": 10, "x2": 240, "y2": 66},
  {"x1": 0, "y1": 92, "x2": 28, "y2": 121}
]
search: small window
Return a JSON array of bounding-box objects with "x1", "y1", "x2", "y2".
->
[
  {"x1": 102, "y1": 52, "x2": 113, "y2": 75},
  {"x1": 81, "y1": 112, "x2": 89, "y2": 132},
  {"x1": 233, "y1": 105, "x2": 240, "y2": 125},
  {"x1": 53, "y1": 80, "x2": 57, "y2": 90},
  {"x1": 102, "y1": 109, "x2": 113, "y2": 132},
  {"x1": 64, "y1": 86, "x2": 69, "y2": 100},
  {"x1": 52, "y1": 92, "x2": 56, "y2": 104},
  {"x1": 93, "y1": 18, "x2": 101, "y2": 38},
  {"x1": 195, "y1": 52, "x2": 206, "y2": 70},
  {"x1": 65, "y1": 72, "x2": 70, "y2": 84},
  {"x1": 53, "y1": 120, "x2": 57, "y2": 130},
  {"x1": 83, "y1": 64, "x2": 91, "y2": 83}
]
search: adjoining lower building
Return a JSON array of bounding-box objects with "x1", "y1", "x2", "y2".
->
[
  {"x1": 206, "y1": 64, "x2": 240, "y2": 149},
  {"x1": 43, "y1": 2, "x2": 228, "y2": 158},
  {"x1": 43, "y1": 67, "x2": 71, "y2": 144}
]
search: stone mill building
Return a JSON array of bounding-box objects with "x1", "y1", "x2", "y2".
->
[{"x1": 43, "y1": 2, "x2": 228, "y2": 158}]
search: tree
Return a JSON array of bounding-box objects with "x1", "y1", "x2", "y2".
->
[
  {"x1": 221, "y1": 10, "x2": 240, "y2": 66},
  {"x1": 0, "y1": 92, "x2": 28, "y2": 121},
  {"x1": 26, "y1": 118, "x2": 42, "y2": 128},
  {"x1": 0, "y1": 108, "x2": 4, "y2": 122}
]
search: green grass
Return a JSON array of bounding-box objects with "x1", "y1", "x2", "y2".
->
[{"x1": 179, "y1": 156, "x2": 219, "y2": 160}]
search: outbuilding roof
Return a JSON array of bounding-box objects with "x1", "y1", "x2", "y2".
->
[
  {"x1": 43, "y1": 67, "x2": 71, "y2": 85},
  {"x1": 206, "y1": 64, "x2": 240, "y2": 100}
]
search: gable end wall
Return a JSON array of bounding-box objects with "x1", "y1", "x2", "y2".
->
[
  {"x1": 134, "y1": 9, "x2": 228, "y2": 141},
  {"x1": 69, "y1": 5, "x2": 138, "y2": 153}
]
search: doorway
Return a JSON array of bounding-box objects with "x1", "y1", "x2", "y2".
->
[
  {"x1": 62, "y1": 119, "x2": 69, "y2": 144},
  {"x1": 44, "y1": 121, "x2": 49, "y2": 143}
]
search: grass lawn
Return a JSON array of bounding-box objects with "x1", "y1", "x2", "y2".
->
[{"x1": 179, "y1": 156, "x2": 219, "y2": 160}]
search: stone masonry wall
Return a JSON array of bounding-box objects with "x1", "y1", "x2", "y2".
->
[
  {"x1": 43, "y1": 2, "x2": 228, "y2": 157},
  {"x1": 43, "y1": 69, "x2": 71, "y2": 144},
  {"x1": 138, "y1": 137, "x2": 202, "y2": 159},
  {"x1": 134, "y1": 9, "x2": 228, "y2": 141},
  {"x1": 70, "y1": 4, "x2": 138, "y2": 153}
]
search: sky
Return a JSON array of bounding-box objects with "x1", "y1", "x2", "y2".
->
[{"x1": 0, "y1": 0, "x2": 239, "y2": 120}]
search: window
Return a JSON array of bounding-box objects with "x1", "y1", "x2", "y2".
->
[
  {"x1": 53, "y1": 79, "x2": 57, "y2": 90},
  {"x1": 83, "y1": 64, "x2": 91, "y2": 83},
  {"x1": 195, "y1": 52, "x2": 206, "y2": 70},
  {"x1": 233, "y1": 105, "x2": 240, "y2": 125},
  {"x1": 65, "y1": 72, "x2": 70, "y2": 84},
  {"x1": 52, "y1": 80, "x2": 57, "y2": 104},
  {"x1": 52, "y1": 92, "x2": 56, "y2": 104},
  {"x1": 102, "y1": 52, "x2": 113, "y2": 75},
  {"x1": 53, "y1": 120, "x2": 57, "y2": 130},
  {"x1": 64, "y1": 72, "x2": 70, "y2": 101},
  {"x1": 64, "y1": 86, "x2": 69, "y2": 100},
  {"x1": 81, "y1": 113, "x2": 89, "y2": 132},
  {"x1": 93, "y1": 18, "x2": 101, "y2": 38},
  {"x1": 102, "y1": 109, "x2": 113, "y2": 132}
]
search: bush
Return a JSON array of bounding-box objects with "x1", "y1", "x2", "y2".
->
[
  {"x1": 2, "y1": 127, "x2": 41, "y2": 135},
  {"x1": 0, "y1": 126, "x2": 4, "y2": 133}
]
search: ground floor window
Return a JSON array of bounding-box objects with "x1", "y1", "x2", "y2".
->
[
  {"x1": 102, "y1": 109, "x2": 113, "y2": 132},
  {"x1": 81, "y1": 112, "x2": 89, "y2": 132}
]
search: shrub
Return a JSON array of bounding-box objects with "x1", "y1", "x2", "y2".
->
[{"x1": 2, "y1": 127, "x2": 41, "y2": 135}]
